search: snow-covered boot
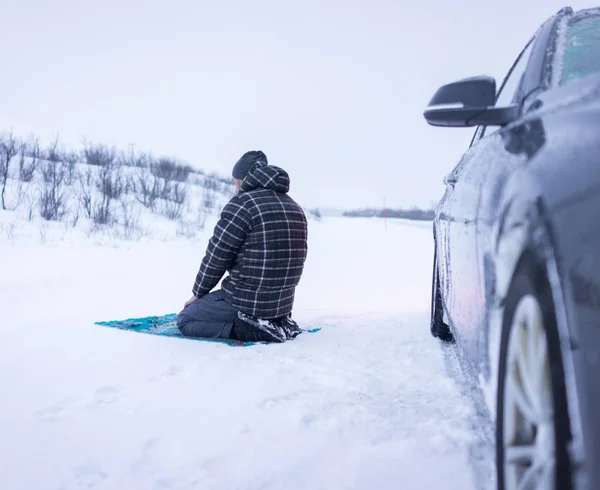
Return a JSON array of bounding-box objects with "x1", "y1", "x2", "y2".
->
[
  {"x1": 230, "y1": 312, "x2": 286, "y2": 343},
  {"x1": 279, "y1": 315, "x2": 301, "y2": 340}
]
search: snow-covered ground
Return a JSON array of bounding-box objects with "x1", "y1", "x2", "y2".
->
[{"x1": 0, "y1": 215, "x2": 494, "y2": 490}]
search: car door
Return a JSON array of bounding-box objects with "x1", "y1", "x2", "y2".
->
[
  {"x1": 438, "y1": 37, "x2": 537, "y2": 359},
  {"x1": 437, "y1": 134, "x2": 492, "y2": 358}
]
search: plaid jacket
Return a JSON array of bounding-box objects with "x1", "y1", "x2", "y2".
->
[{"x1": 192, "y1": 163, "x2": 308, "y2": 319}]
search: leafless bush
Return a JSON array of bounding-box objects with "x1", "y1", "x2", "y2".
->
[
  {"x1": 62, "y1": 150, "x2": 79, "y2": 165},
  {"x1": 150, "y1": 157, "x2": 191, "y2": 183},
  {"x1": 76, "y1": 166, "x2": 95, "y2": 219},
  {"x1": 203, "y1": 188, "x2": 216, "y2": 210},
  {"x1": 39, "y1": 222, "x2": 48, "y2": 243},
  {"x1": 97, "y1": 159, "x2": 124, "y2": 201},
  {"x1": 92, "y1": 191, "x2": 113, "y2": 226},
  {"x1": 203, "y1": 172, "x2": 233, "y2": 195},
  {"x1": 44, "y1": 136, "x2": 62, "y2": 164},
  {"x1": 83, "y1": 142, "x2": 116, "y2": 167},
  {"x1": 91, "y1": 158, "x2": 125, "y2": 225},
  {"x1": 92, "y1": 198, "x2": 113, "y2": 225},
  {"x1": 4, "y1": 221, "x2": 17, "y2": 241},
  {"x1": 0, "y1": 132, "x2": 21, "y2": 210},
  {"x1": 158, "y1": 182, "x2": 187, "y2": 220},
  {"x1": 134, "y1": 164, "x2": 162, "y2": 210},
  {"x1": 308, "y1": 208, "x2": 323, "y2": 222},
  {"x1": 203, "y1": 174, "x2": 220, "y2": 192},
  {"x1": 176, "y1": 220, "x2": 196, "y2": 239},
  {"x1": 39, "y1": 159, "x2": 68, "y2": 221},
  {"x1": 64, "y1": 158, "x2": 78, "y2": 185},
  {"x1": 170, "y1": 181, "x2": 187, "y2": 204},
  {"x1": 117, "y1": 196, "x2": 142, "y2": 240},
  {"x1": 21, "y1": 190, "x2": 36, "y2": 221},
  {"x1": 19, "y1": 139, "x2": 39, "y2": 182}
]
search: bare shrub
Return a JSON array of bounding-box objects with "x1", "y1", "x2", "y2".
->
[
  {"x1": 4, "y1": 221, "x2": 17, "y2": 241},
  {"x1": 76, "y1": 166, "x2": 95, "y2": 219},
  {"x1": 19, "y1": 138, "x2": 39, "y2": 182},
  {"x1": 157, "y1": 184, "x2": 186, "y2": 220},
  {"x1": 70, "y1": 198, "x2": 81, "y2": 228},
  {"x1": 49, "y1": 145, "x2": 80, "y2": 185},
  {"x1": 204, "y1": 174, "x2": 219, "y2": 192},
  {"x1": 176, "y1": 220, "x2": 196, "y2": 239},
  {"x1": 39, "y1": 222, "x2": 48, "y2": 243},
  {"x1": 117, "y1": 196, "x2": 142, "y2": 240},
  {"x1": 39, "y1": 138, "x2": 79, "y2": 212},
  {"x1": 92, "y1": 158, "x2": 124, "y2": 225},
  {"x1": 150, "y1": 157, "x2": 191, "y2": 183},
  {"x1": 0, "y1": 132, "x2": 21, "y2": 210},
  {"x1": 21, "y1": 190, "x2": 36, "y2": 221},
  {"x1": 62, "y1": 150, "x2": 79, "y2": 165},
  {"x1": 308, "y1": 208, "x2": 323, "y2": 222},
  {"x1": 64, "y1": 157, "x2": 78, "y2": 186},
  {"x1": 44, "y1": 136, "x2": 62, "y2": 164},
  {"x1": 97, "y1": 159, "x2": 124, "y2": 201},
  {"x1": 203, "y1": 188, "x2": 216, "y2": 210},
  {"x1": 134, "y1": 164, "x2": 161, "y2": 210},
  {"x1": 83, "y1": 142, "x2": 116, "y2": 167},
  {"x1": 39, "y1": 159, "x2": 68, "y2": 221},
  {"x1": 92, "y1": 199, "x2": 113, "y2": 225}
]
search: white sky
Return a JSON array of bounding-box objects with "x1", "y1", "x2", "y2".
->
[{"x1": 0, "y1": 0, "x2": 597, "y2": 209}]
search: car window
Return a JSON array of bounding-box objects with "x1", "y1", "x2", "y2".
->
[
  {"x1": 470, "y1": 38, "x2": 535, "y2": 143},
  {"x1": 561, "y1": 15, "x2": 600, "y2": 85},
  {"x1": 495, "y1": 39, "x2": 535, "y2": 108}
]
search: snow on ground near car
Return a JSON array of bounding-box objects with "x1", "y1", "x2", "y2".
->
[{"x1": 0, "y1": 215, "x2": 494, "y2": 490}]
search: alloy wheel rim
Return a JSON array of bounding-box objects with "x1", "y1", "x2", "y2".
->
[{"x1": 503, "y1": 294, "x2": 555, "y2": 490}]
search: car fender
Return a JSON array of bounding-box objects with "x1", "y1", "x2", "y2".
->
[
  {"x1": 480, "y1": 166, "x2": 586, "y2": 473},
  {"x1": 479, "y1": 167, "x2": 542, "y2": 421}
]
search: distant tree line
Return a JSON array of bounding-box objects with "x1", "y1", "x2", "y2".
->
[{"x1": 343, "y1": 207, "x2": 435, "y2": 221}]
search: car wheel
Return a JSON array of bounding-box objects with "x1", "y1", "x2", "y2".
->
[
  {"x1": 430, "y1": 238, "x2": 454, "y2": 343},
  {"x1": 496, "y1": 252, "x2": 572, "y2": 490}
]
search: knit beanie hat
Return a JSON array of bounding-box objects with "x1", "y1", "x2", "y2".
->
[{"x1": 232, "y1": 150, "x2": 268, "y2": 180}]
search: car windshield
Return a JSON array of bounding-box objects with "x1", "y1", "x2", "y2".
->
[{"x1": 560, "y1": 14, "x2": 600, "y2": 85}]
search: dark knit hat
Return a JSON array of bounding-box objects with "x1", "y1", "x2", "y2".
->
[{"x1": 232, "y1": 150, "x2": 268, "y2": 180}]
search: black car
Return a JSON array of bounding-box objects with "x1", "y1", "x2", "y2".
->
[{"x1": 424, "y1": 6, "x2": 600, "y2": 490}]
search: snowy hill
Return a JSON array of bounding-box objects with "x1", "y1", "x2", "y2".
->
[{"x1": 0, "y1": 133, "x2": 239, "y2": 243}]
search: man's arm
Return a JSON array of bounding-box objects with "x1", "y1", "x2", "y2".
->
[{"x1": 192, "y1": 199, "x2": 251, "y2": 298}]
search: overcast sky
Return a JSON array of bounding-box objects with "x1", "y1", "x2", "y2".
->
[{"x1": 1, "y1": 0, "x2": 597, "y2": 210}]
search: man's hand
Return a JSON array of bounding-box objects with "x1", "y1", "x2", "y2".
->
[{"x1": 184, "y1": 295, "x2": 200, "y2": 309}]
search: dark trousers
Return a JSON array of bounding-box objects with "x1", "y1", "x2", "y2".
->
[{"x1": 176, "y1": 290, "x2": 238, "y2": 339}]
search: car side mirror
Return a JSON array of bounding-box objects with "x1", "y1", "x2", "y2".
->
[{"x1": 423, "y1": 75, "x2": 518, "y2": 127}]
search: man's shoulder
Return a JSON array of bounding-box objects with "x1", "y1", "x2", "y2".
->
[{"x1": 235, "y1": 188, "x2": 305, "y2": 214}]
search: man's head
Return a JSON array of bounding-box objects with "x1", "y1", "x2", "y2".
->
[{"x1": 232, "y1": 151, "x2": 268, "y2": 193}]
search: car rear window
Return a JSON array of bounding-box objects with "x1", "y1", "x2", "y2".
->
[{"x1": 561, "y1": 15, "x2": 600, "y2": 85}]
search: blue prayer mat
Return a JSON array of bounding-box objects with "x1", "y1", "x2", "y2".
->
[{"x1": 95, "y1": 314, "x2": 320, "y2": 346}]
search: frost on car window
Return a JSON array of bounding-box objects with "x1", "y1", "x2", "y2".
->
[{"x1": 561, "y1": 15, "x2": 600, "y2": 85}]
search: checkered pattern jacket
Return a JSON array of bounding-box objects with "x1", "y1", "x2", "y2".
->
[{"x1": 192, "y1": 163, "x2": 308, "y2": 319}]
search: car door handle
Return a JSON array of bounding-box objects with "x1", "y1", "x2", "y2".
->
[{"x1": 443, "y1": 174, "x2": 457, "y2": 187}]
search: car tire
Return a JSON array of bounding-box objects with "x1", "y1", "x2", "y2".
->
[
  {"x1": 496, "y1": 251, "x2": 572, "y2": 490},
  {"x1": 430, "y1": 237, "x2": 454, "y2": 343}
]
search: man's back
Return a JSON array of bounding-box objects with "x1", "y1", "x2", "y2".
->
[
  {"x1": 192, "y1": 161, "x2": 308, "y2": 320},
  {"x1": 222, "y1": 164, "x2": 308, "y2": 318}
]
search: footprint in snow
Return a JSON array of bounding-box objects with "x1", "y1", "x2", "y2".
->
[
  {"x1": 36, "y1": 404, "x2": 68, "y2": 423},
  {"x1": 150, "y1": 364, "x2": 195, "y2": 382},
  {"x1": 74, "y1": 466, "x2": 108, "y2": 488},
  {"x1": 257, "y1": 390, "x2": 313, "y2": 410},
  {"x1": 54, "y1": 465, "x2": 107, "y2": 490},
  {"x1": 87, "y1": 385, "x2": 120, "y2": 409},
  {"x1": 35, "y1": 398, "x2": 79, "y2": 423}
]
